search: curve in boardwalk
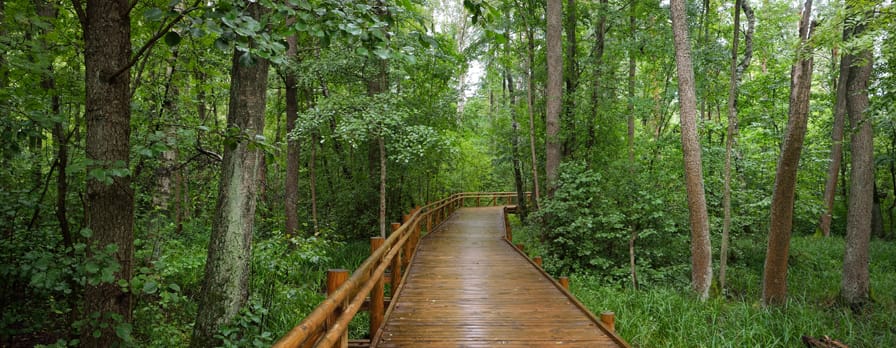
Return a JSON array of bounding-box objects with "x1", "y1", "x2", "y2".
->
[{"x1": 372, "y1": 207, "x2": 626, "y2": 347}]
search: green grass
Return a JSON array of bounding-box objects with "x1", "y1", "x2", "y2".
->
[{"x1": 511, "y1": 217, "x2": 896, "y2": 347}]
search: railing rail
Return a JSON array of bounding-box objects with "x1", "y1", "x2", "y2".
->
[{"x1": 273, "y1": 192, "x2": 531, "y2": 348}]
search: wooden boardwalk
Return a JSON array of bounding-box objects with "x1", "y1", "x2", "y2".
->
[{"x1": 371, "y1": 207, "x2": 626, "y2": 347}]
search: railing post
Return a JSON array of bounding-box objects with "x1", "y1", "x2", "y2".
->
[
  {"x1": 559, "y1": 276, "x2": 570, "y2": 290},
  {"x1": 476, "y1": 196, "x2": 481, "y2": 206},
  {"x1": 503, "y1": 209, "x2": 512, "y2": 241},
  {"x1": 326, "y1": 269, "x2": 349, "y2": 348},
  {"x1": 369, "y1": 238, "x2": 385, "y2": 339},
  {"x1": 533, "y1": 256, "x2": 542, "y2": 268},
  {"x1": 601, "y1": 311, "x2": 616, "y2": 332},
  {"x1": 516, "y1": 243, "x2": 525, "y2": 254},
  {"x1": 426, "y1": 213, "x2": 432, "y2": 234},
  {"x1": 390, "y1": 223, "x2": 402, "y2": 292}
]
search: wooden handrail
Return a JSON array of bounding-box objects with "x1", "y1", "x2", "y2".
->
[{"x1": 273, "y1": 191, "x2": 531, "y2": 348}]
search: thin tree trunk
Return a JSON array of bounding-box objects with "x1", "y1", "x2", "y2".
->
[
  {"x1": 669, "y1": 0, "x2": 713, "y2": 300},
  {"x1": 762, "y1": 0, "x2": 814, "y2": 306},
  {"x1": 77, "y1": 0, "x2": 135, "y2": 344},
  {"x1": 588, "y1": 0, "x2": 608, "y2": 151},
  {"x1": 507, "y1": 71, "x2": 529, "y2": 220},
  {"x1": 562, "y1": 0, "x2": 577, "y2": 157},
  {"x1": 818, "y1": 43, "x2": 852, "y2": 238},
  {"x1": 191, "y1": 4, "x2": 269, "y2": 346},
  {"x1": 627, "y1": 2, "x2": 638, "y2": 291},
  {"x1": 545, "y1": 0, "x2": 562, "y2": 197},
  {"x1": 526, "y1": 26, "x2": 541, "y2": 208},
  {"x1": 379, "y1": 136, "x2": 387, "y2": 238},
  {"x1": 284, "y1": 34, "x2": 300, "y2": 238},
  {"x1": 720, "y1": 0, "x2": 753, "y2": 292},
  {"x1": 310, "y1": 132, "x2": 320, "y2": 235},
  {"x1": 841, "y1": 41, "x2": 873, "y2": 310}
]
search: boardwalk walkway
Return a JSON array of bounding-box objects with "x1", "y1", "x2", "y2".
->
[{"x1": 372, "y1": 207, "x2": 626, "y2": 347}]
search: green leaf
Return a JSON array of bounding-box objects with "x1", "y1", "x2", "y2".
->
[
  {"x1": 143, "y1": 280, "x2": 158, "y2": 294},
  {"x1": 373, "y1": 48, "x2": 391, "y2": 60},
  {"x1": 144, "y1": 8, "x2": 164, "y2": 21},
  {"x1": 164, "y1": 31, "x2": 182, "y2": 46},
  {"x1": 114, "y1": 323, "x2": 132, "y2": 341},
  {"x1": 214, "y1": 38, "x2": 230, "y2": 51},
  {"x1": 168, "y1": 283, "x2": 181, "y2": 292},
  {"x1": 238, "y1": 51, "x2": 254, "y2": 66},
  {"x1": 80, "y1": 228, "x2": 93, "y2": 239}
]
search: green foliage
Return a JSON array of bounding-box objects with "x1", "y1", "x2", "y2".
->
[
  {"x1": 572, "y1": 236, "x2": 896, "y2": 347},
  {"x1": 531, "y1": 161, "x2": 690, "y2": 286}
]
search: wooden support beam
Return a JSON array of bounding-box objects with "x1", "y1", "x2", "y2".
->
[
  {"x1": 516, "y1": 243, "x2": 525, "y2": 254},
  {"x1": 327, "y1": 269, "x2": 350, "y2": 348},
  {"x1": 533, "y1": 256, "x2": 542, "y2": 268},
  {"x1": 390, "y1": 223, "x2": 402, "y2": 293},
  {"x1": 559, "y1": 276, "x2": 570, "y2": 290},
  {"x1": 600, "y1": 311, "x2": 616, "y2": 333}
]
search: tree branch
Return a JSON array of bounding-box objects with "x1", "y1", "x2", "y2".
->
[{"x1": 108, "y1": 0, "x2": 201, "y2": 81}]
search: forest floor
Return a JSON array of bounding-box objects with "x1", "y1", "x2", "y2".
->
[{"x1": 511, "y1": 220, "x2": 896, "y2": 347}]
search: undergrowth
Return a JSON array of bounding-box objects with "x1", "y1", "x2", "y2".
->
[{"x1": 511, "y1": 217, "x2": 896, "y2": 347}]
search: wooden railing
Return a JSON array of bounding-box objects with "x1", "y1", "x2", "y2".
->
[{"x1": 273, "y1": 192, "x2": 531, "y2": 348}]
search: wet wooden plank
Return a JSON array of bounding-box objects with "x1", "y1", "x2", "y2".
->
[{"x1": 371, "y1": 207, "x2": 625, "y2": 347}]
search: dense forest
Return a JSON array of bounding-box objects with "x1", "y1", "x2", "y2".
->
[{"x1": 1, "y1": 0, "x2": 895, "y2": 346}]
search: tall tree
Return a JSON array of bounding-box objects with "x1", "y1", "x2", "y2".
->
[
  {"x1": 75, "y1": 0, "x2": 136, "y2": 344},
  {"x1": 669, "y1": 0, "x2": 712, "y2": 300},
  {"x1": 284, "y1": 34, "x2": 300, "y2": 238},
  {"x1": 817, "y1": 35, "x2": 853, "y2": 238},
  {"x1": 762, "y1": 0, "x2": 814, "y2": 306},
  {"x1": 841, "y1": 21, "x2": 874, "y2": 309},
  {"x1": 626, "y1": 1, "x2": 638, "y2": 290},
  {"x1": 524, "y1": 19, "x2": 541, "y2": 208},
  {"x1": 587, "y1": 0, "x2": 608, "y2": 151},
  {"x1": 562, "y1": 0, "x2": 577, "y2": 156},
  {"x1": 545, "y1": 0, "x2": 562, "y2": 196},
  {"x1": 191, "y1": 3, "x2": 270, "y2": 346},
  {"x1": 720, "y1": 0, "x2": 754, "y2": 291}
]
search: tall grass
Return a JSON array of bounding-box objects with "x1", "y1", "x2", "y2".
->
[{"x1": 512, "y1": 218, "x2": 896, "y2": 347}]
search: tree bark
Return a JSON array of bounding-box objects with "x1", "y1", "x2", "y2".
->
[
  {"x1": 562, "y1": 0, "x2": 577, "y2": 157},
  {"x1": 720, "y1": 0, "x2": 754, "y2": 292},
  {"x1": 507, "y1": 72, "x2": 528, "y2": 220},
  {"x1": 627, "y1": 1, "x2": 638, "y2": 291},
  {"x1": 841, "y1": 43, "x2": 873, "y2": 310},
  {"x1": 545, "y1": 0, "x2": 562, "y2": 197},
  {"x1": 818, "y1": 43, "x2": 852, "y2": 238},
  {"x1": 310, "y1": 132, "x2": 320, "y2": 235},
  {"x1": 762, "y1": 0, "x2": 814, "y2": 306},
  {"x1": 284, "y1": 34, "x2": 300, "y2": 238},
  {"x1": 79, "y1": 0, "x2": 135, "y2": 344},
  {"x1": 587, "y1": 0, "x2": 608, "y2": 152},
  {"x1": 191, "y1": 4, "x2": 269, "y2": 346},
  {"x1": 669, "y1": 0, "x2": 712, "y2": 300},
  {"x1": 525, "y1": 26, "x2": 541, "y2": 208}
]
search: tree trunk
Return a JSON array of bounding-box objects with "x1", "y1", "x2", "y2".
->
[
  {"x1": 507, "y1": 72, "x2": 528, "y2": 220},
  {"x1": 545, "y1": 0, "x2": 562, "y2": 197},
  {"x1": 562, "y1": 0, "x2": 577, "y2": 157},
  {"x1": 587, "y1": 0, "x2": 608, "y2": 152},
  {"x1": 818, "y1": 43, "x2": 851, "y2": 238},
  {"x1": 669, "y1": 0, "x2": 712, "y2": 300},
  {"x1": 762, "y1": 0, "x2": 814, "y2": 306},
  {"x1": 284, "y1": 34, "x2": 300, "y2": 238},
  {"x1": 627, "y1": 1, "x2": 638, "y2": 291},
  {"x1": 525, "y1": 26, "x2": 541, "y2": 208},
  {"x1": 79, "y1": 0, "x2": 135, "y2": 344},
  {"x1": 379, "y1": 136, "x2": 387, "y2": 238},
  {"x1": 721, "y1": 0, "x2": 754, "y2": 292},
  {"x1": 191, "y1": 4, "x2": 269, "y2": 346},
  {"x1": 310, "y1": 132, "x2": 320, "y2": 235},
  {"x1": 841, "y1": 42, "x2": 873, "y2": 310}
]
